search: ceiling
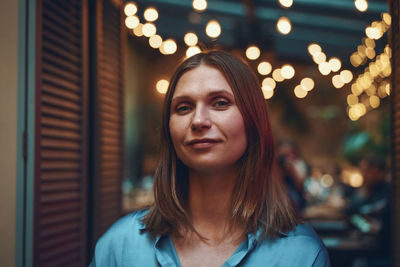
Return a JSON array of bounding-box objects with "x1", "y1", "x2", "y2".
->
[{"x1": 131, "y1": 0, "x2": 388, "y2": 65}]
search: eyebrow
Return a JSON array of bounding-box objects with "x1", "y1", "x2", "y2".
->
[{"x1": 171, "y1": 90, "x2": 235, "y2": 105}]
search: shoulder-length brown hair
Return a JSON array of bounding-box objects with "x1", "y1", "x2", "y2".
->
[{"x1": 142, "y1": 50, "x2": 297, "y2": 239}]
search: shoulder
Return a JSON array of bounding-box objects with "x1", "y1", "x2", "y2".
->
[
  {"x1": 252, "y1": 224, "x2": 330, "y2": 266},
  {"x1": 90, "y1": 209, "x2": 154, "y2": 266}
]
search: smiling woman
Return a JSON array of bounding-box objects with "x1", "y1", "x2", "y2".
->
[{"x1": 90, "y1": 50, "x2": 330, "y2": 267}]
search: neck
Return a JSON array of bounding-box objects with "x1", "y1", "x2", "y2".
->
[{"x1": 187, "y1": 167, "x2": 239, "y2": 241}]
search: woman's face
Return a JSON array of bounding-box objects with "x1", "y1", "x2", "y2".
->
[{"x1": 169, "y1": 64, "x2": 247, "y2": 174}]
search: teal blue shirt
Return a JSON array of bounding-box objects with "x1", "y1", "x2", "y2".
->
[{"x1": 90, "y1": 210, "x2": 330, "y2": 266}]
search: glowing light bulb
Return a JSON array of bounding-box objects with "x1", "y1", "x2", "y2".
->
[
  {"x1": 276, "y1": 17, "x2": 291, "y2": 35},
  {"x1": 149, "y1": 34, "x2": 162, "y2": 48},
  {"x1": 281, "y1": 64, "x2": 295, "y2": 79},
  {"x1": 318, "y1": 62, "x2": 331, "y2": 75},
  {"x1": 156, "y1": 79, "x2": 169, "y2": 94},
  {"x1": 246, "y1": 45, "x2": 261, "y2": 60},
  {"x1": 278, "y1": 0, "x2": 293, "y2": 8},
  {"x1": 262, "y1": 77, "x2": 276, "y2": 91},
  {"x1": 328, "y1": 57, "x2": 341, "y2": 72},
  {"x1": 184, "y1": 32, "x2": 198, "y2": 46},
  {"x1": 162, "y1": 39, "x2": 177, "y2": 55},
  {"x1": 205, "y1": 20, "x2": 221, "y2": 38},
  {"x1": 193, "y1": 0, "x2": 207, "y2": 12},
  {"x1": 300, "y1": 78, "x2": 314, "y2": 91},
  {"x1": 347, "y1": 94, "x2": 358, "y2": 106},
  {"x1": 124, "y1": 2, "x2": 138, "y2": 16},
  {"x1": 294, "y1": 85, "x2": 307, "y2": 98},
  {"x1": 142, "y1": 23, "x2": 156, "y2": 37},
  {"x1": 272, "y1": 69, "x2": 284, "y2": 82},
  {"x1": 133, "y1": 23, "x2": 144, "y2": 37},
  {"x1": 144, "y1": 7, "x2": 158, "y2": 22},
  {"x1": 313, "y1": 52, "x2": 326, "y2": 64},
  {"x1": 125, "y1": 16, "x2": 140, "y2": 29},
  {"x1": 262, "y1": 88, "x2": 274, "y2": 99},
  {"x1": 355, "y1": 0, "x2": 368, "y2": 12},
  {"x1": 258, "y1": 62, "x2": 272, "y2": 75},
  {"x1": 369, "y1": 95, "x2": 380, "y2": 108},
  {"x1": 340, "y1": 70, "x2": 353, "y2": 84},
  {"x1": 332, "y1": 75, "x2": 344, "y2": 88},
  {"x1": 308, "y1": 43, "x2": 321, "y2": 55},
  {"x1": 186, "y1": 46, "x2": 201, "y2": 58}
]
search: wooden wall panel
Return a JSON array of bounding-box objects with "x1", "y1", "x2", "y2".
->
[
  {"x1": 91, "y1": 0, "x2": 125, "y2": 240},
  {"x1": 35, "y1": 0, "x2": 88, "y2": 266}
]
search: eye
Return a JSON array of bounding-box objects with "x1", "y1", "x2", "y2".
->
[
  {"x1": 175, "y1": 103, "x2": 192, "y2": 114},
  {"x1": 213, "y1": 98, "x2": 231, "y2": 109}
]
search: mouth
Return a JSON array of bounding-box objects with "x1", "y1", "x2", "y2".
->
[{"x1": 186, "y1": 138, "x2": 221, "y2": 148}]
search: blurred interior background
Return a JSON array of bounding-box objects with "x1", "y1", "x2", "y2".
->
[{"x1": 1, "y1": 0, "x2": 399, "y2": 266}]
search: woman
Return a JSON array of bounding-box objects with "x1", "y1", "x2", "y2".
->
[{"x1": 90, "y1": 50, "x2": 330, "y2": 266}]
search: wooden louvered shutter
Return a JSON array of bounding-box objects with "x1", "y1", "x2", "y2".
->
[
  {"x1": 34, "y1": 0, "x2": 88, "y2": 266},
  {"x1": 390, "y1": 0, "x2": 400, "y2": 265},
  {"x1": 91, "y1": 0, "x2": 125, "y2": 240}
]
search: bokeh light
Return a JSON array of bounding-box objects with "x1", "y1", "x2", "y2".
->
[
  {"x1": 281, "y1": 64, "x2": 295, "y2": 79},
  {"x1": 156, "y1": 79, "x2": 169, "y2": 94},
  {"x1": 142, "y1": 23, "x2": 156, "y2": 37},
  {"x1": 276, "y1": 17, "x2": 292, "y2": 35},
  {"x1": 149, "y1": 34, "x2": 162, "y2": 48},
  {"x1": 125, "y1": 16, "x2": 140, "y2": 29},
  {"x1": 257, "y1": 62, "x2": 272, "y2": 75},
  {"x1": 193, "y1": 0, "x2": 207, "y2": 12},
  {"x1": 206, "y1": 20, "x2": 221, "y2": 38},
  {"x1": 246, "y1": 46, "x2": 261, "y2": 60},
  {"x1": 294, "y1": 85, "x2": 307, "y2": 98},
  {"x1": 124, "y1": 2, "x2": 138, "y2": 16},
  {"x1": 301, "y1": 77, "x2": 315, "y2": 91},
  {"x1": 144, "y1": 7, "x2": 159, "y2": 22},
  {"x1": 184, "y1": 32, "x2": 198, "y2": 46},
  {"x1": 278, "y1": 0, "x2": 293, "y2": 8},
  {"x1": 355, "y1": 0, "x2": 368, "y2": 12},
  {"x1": 186, "y1": 46, "x2": 201, "y2": 58}
]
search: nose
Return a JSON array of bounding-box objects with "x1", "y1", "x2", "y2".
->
[{"x1": 191, "y1": 104, "x2": 211, "y2": 131}]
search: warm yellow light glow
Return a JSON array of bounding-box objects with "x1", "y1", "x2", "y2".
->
[
  {"x1": 369, "y1": 95, "x2": 380, "y2": 108},
  {"x1": 340, "y1": 70, "x2": 353, "y2": 83},
  {"x1": 246, "y1": 45, "x2": 261, "y2": 60},
  {"x1": 366, "y1": 47, "x2": 376, "y2": 59},
  {"x1": 149, "y1": 34, "x2": 162, "y2": 48},
  {"x1": 262, "y1": 77, "x2": 276, "y2": 91},
  {"x1": 125, "y1": 15, "x2": 140, "y2": 29},
  {"x1": 350, "y1": 53, "x2": 362, "y2": 67},
  {"x1": 257, "y1": 62, "x2": 272, "y2": 75},
  {"x1": 124, "y1": 2, "x2": 138, "y2": 16},
  {"x1": 184, "y1": 32, "x2": 198, "y2": 46},
  {"x1": 133, "y1": 23, "x2": 144, "y2": 36},
  {"x1": 349, "y1": 172, "x2": 363, "y2": 187},
  {"x1": 300, "y1": 77, "x2": 314, "y2": 91},
  {"x1": 332, "y1": 75, "x2": 344, "y2": 88},
  {"x1": 144, "y1": 7, "x2": 159, "y2": 22},
  {"x1": 162, "y1": 39, "x2": 177, "y2": 55},
  {"x1": 276, "y1": 17, "x2": 291, "y2": 35},
  {"x1": 347, "y1": 94, "x2": 358, "y2": 106},
  {"x1": 156, "y1": 79, "x2": 169, "y2": 94},
  {"x1": 318, "y1": 62, "x2": 331, "y2": 76},
  {"x1": 385, "y1": 83, "x2": 391, "y2": 95},
  {"x1": 366, "y1": 84, "x2": 377, "y2": 96},
  {"x1": 366, "y1": 26, "x2": 381, "y2": 40},
  {"x1": 142, "y1": 23, "x2": 156, "y2": 37},
  {"x1": 278, "y1": 0, "x2": 293, "y2": 8},
  {"x1": 294, "y1": 85, "x2": 307, "y2": 98},
  {"x1": 384, "y1": 45, "x2": 392, "y2": 57},
  {"x1": 351, "y1": 83, "x2": 363, "y2": 96},
  {"x1": 364, "y1": 38, "x2": 375, "y2": 48},
  {"x1": 382, "y1": 13, "x2": 391, "y2": 26},
  {"x1": 262, "y1": 88, "x2": 274, "y2": 99},
  {"x1": 205, "y1": 20, "x2": 221, "y2": 38},
  {"x1": 355, "y1": 0, "x2": 368, "y2": 12},
  {"x1": 281, "y1": 64, "x2": 295, "y2": 79},
  {"x1": 186, "y1": 46, "x2": 201, "y2": 58},
  {"x1": 272, "y1": 69, "x2": 284, "y2": 82},
  {"x1": 312, "y1": 52, "x2": 326, "y2": 64},
  {"x1": 328, "y1": 57, "x2": 341, "y2": 72},
  {"x1": 193, "y1": 0, "x2": 207, "y2": 12},
  {"x1": 308, "y1": 43, "x2": 321, "y2": 55}
]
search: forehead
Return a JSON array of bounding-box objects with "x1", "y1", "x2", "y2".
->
[{"x1": 172, "y1": 64, "x2": 234, "y2": 98}]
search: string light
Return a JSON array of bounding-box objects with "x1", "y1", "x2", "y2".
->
[
  {"x1": 278, "y1": 0, "x2": 293, "y2": 8},
  {"x1": 186, "y1": 46, "x2": 201, "y2": 58},
  {"x1": 272, "y1": 69, "x2": 284, "y2": 82},
  {"x1": 149, "y1": 34, "x2": 162, "y2": 48},
  {"x1": 276, "y1": 17, "x2": 291, "y2": 35},
  {"x1": 257, "y1": 62, "x2": 272, "y2": 75},
  {"x1": 144, "y1": 7, "x2": 159, "y2": 22},
  {"x1": 125, "y1": 15, "x2": 140, "y2": 29},
  {"x1": 142, "y1": 23, "x2": 156, "y2": 37},
  {"x1": 133, "y1": 23, "x2": 144, "y2": 36},
  {"x1": 246, "y1": 46, "x2": 261, "y2": 60},
  {"x1": 318, "y1": 62, "x2": 331, "y2": 76},
  {"x1": 262, "y1": 77, "x2": 276, "y2": 91},
  {"x1": 281, "y1": 64, "x2": 295, "y2": 79},
  {"x1": 156, "y1": 79, "x2": 169, "y2": 94},
  {"x1": 328, "y1": 57, "x2": 341, "y2": 72},
  {"x1": 355, "y1": 0, "x2": 368, "y2": 12},
  {"x1": 332, "y1": 75, "x2": 344, "y2": 89},
  {"x1": 124, "y1": 2, "x2": 138, "y2": 16},
  {"x1": 193, "y1": 0, "x2": 207, "y2": 12},
  {"x1": 262, "y1": 88, "x2": 274, "y2": 99},
  {"x1": 294, "y1": 85, "x2": 307, "y2": 98},
  {"x1": 184, "y1": 32, "x2": 198, "y2": 46},
  {"x1": 161, "y1": 39, "x2": 177, "y2": 55},
  {"x1": 205, "y1": 20, "x2": 221, "y2": 38},
  {"x1": 300, "y1": 78, "x2": 314, "y2": 91}
]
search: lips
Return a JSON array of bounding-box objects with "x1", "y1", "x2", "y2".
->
[{"x1": 186, "y1": 138, "x2": 221, "y2": 148}]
